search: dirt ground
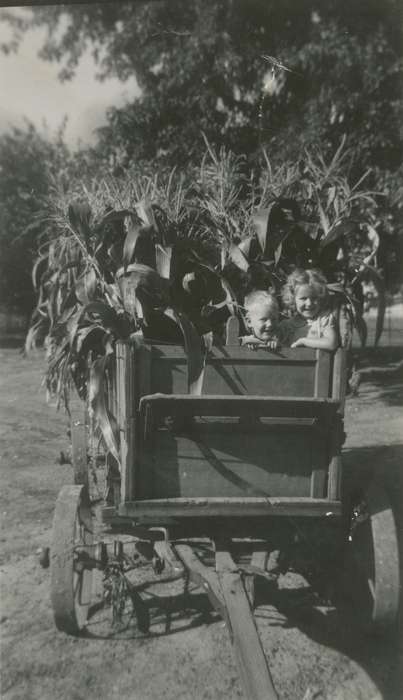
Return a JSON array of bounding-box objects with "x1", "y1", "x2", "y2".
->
[{"x1": 1, "y1": 346, "x2": 402, "y2": 700}]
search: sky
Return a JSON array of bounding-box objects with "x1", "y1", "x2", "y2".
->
[{"x1": 0, "y1": 13, "x2": 140, "y2": 149}]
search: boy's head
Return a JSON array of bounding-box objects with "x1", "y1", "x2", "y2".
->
[{"x1": 244, "y1": 290, "x2": 279, "y2": 341}]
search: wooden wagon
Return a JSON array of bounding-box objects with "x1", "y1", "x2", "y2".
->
[{"x1": 49, "y1": 331, "x2": 400, "y2": 700}]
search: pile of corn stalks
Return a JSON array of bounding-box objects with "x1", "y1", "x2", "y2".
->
[{"x1": 26, "y1": 138, "x2": 384, "y2": 457}]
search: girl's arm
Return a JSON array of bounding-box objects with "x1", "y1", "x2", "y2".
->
[{"x1": 291, "y1": 326, "x2": 338, "y2": 351}]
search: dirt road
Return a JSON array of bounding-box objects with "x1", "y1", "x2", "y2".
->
[{"x1": 1, "y1": 348, "x2": 402, "y2": 700}]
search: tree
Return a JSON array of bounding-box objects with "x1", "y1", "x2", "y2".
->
[
  {"x1": 2, "y1": 0, "x2": 402, "y2": 291},
  {"x1": 0, "y1": 123, "x2": 70, "y2": 315},
  {"x1": 2, "y1": 0, "x2": 402, "y2": 169}
]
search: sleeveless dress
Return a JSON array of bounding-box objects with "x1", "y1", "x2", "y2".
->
[{"x1": 278, "y1": 311, "x2": 336, "y2": 346}]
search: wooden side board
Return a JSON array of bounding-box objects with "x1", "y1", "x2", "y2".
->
[
  {"x1": 119, "y1": 497, "x2": 342, "y2": 519},
  {"x1": 135, "y1": 396, "x2": 339, "y2": 500},
  {"x1": 116, "y1": 343, "x2": 136, "y2": 502},
  {"x1": 148, "y1": 346, "x2": 331, "y2": 398}
]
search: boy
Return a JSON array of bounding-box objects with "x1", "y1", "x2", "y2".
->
[{"x1": 240, "y1": 290, "x2": 280, "y2": 350}]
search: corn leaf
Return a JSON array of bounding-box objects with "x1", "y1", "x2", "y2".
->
[
  {"x1": 355, "y1": 314, "x2": 368, "y2": 348},
  {"x1": 319, "y1": 219, "x2": 357, "y2": 248},
  {"x1": 116, "y1": 263, "x2": 170, "y2": 313},
  {"x1": 135, "y1": 199, "x2": 156, "y2": 228},
  {"x1": 123, "y1": 217, "x2": 142, "y2": 270},
  {"x1": 164, "y1": 307, "x2": 206, "y2": 395},
  {"x1": 75, "y1": 267, "x2": 98, "y2": 305},
  {"x1": 238, "y1": 236, "x2": 254, "y2": 259},
  {"x1": 155, "y1": 244, "x2": 172, "y2": 279},
  {"x1": 68, "y1": 199, "x2": 92, "y2": 242},
  {"x1": 191, "y1": 259, "x2": 238, "y2": 315},
  {"x1": 228, "y1": 243, "x2": 250, "y2": 271},
  {"x1": 252, "y1": 205, "x2": 274, "y2": 254},
  {"x1": 97, "y1": 208, "x2": 134, "y2": 229},
  {"x1": 83, "y1": 301, "x2": 123, "y2": 335},
  {"x1": 317, "y1": 200, "x2": 330, "y2": 237},
  {"x1": 89, "y1": 356, "x2": 120, "y2": 465},
  {"x1": 31, "y1": 254, "x2": 49, "y2": 291},
  {"x1": 274, "y1": 241, "x2": 283, "y2": 265}
]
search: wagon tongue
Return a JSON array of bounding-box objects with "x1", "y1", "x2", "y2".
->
[{"x1": 175, "y1": 542, "x2": 279, "y2": 700}]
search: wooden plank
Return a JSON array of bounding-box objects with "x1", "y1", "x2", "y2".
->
[
  {"x1": 309, "y1": 422, "x2": 328, "y2": 499},
  {"x1": 310, "y1": 471, "x2": 326, "y2": 498},
  {"x1": 328, "y1": 455, "x2": 342, "y2": 500},
  {"x1": 136, "y1": 343, "x2": 151, "y2": 398},
  {"x1": 150, "y1": 345, "x2": 316, "y2": 362},
  {"x1": 146, "y1": 344, "x2": 321, "y2": 398},
  {"x1": 143, "y1": 427, "x2": 316, "y2": 499},
  {"x1": 152, "y1": 356, "x2": 319, "y2": 398},
  {"x1": 119, "y1": 497, "x2": 342, "y2": 518},
  {"x1": 70, "y1": 392, "x2": 88, "y2": 488},
  {"x1": 331, "y1": 348, "x2": 347, "y2": 413},
  {"x1": 244, "y1": 549, "x2": 269, "y2": 607},
  {"x1": 314, "y1": 350, "x2": 331, "y2": 397},
  {"x1": 310, "y1": 469, "x2": 326, "y2": 498},
  {"x1": 116, "y1": 342, "x2": 136, "y2": 502},
  {"x1": 174, "y1": 544, "x2": 226, "y2": 613},
  {"x1": 139, "y1": 394, "x2": 340, "y2": 419},
  {"x1": 328, "y1": 350, "x2": 347, "y2": 500},
  {"x1": 134, "y1": 342, "x2": 154, "y2": 497},
  {"x1": 327, "y1": 414, "x2": 345, "y2": 500},
  {"x1": 127, "y1": 347, "x2": 137, "y2": 501},
  {"x1": 176, "y1": 543, "x2": 278, "y2": 699},
  {"x1": 215, "y1": 550, "x2": 278, "y2": 700},
  {"x1": 251, "y1": 550, "x2": 269, "y2": 571},
  {"x1": 153, "y1": 541, "x2": 184, "y2": 574},
  {"x1": 225, "y1": 316, "x2": 241, "y2": 345},
  {"x1": 116, "y1": 343, "x2": 127, "y2": 501}
]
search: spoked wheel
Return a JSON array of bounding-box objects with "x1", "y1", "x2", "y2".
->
[
  {"x1": 343, "y1": 477, "x2": 400, "y2": 634},
  {"x1": 51, "y1": 485, "x2": 94, "y2": 634}
]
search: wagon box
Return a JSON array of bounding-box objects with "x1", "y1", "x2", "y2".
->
[{"x1": 114, "y1": 343, "x2": 345, "y2": 518}]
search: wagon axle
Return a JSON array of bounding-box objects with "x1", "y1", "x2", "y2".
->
[{"x1": 48, "y1": 537, "x2": 165, "y2": 575}]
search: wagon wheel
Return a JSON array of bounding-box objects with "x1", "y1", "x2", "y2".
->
[
  {"x1": 51, "y1": 485, "x2": 94, "y2": 634},
  {"x1": 343, "y1": 478, "x2": 400, "y2": 633}
]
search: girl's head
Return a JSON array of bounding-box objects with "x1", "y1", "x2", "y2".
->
[
  {"x1": 244, "y1": 290, "x2": 279, "y2": 341},
  {"x1": 282, "y1": 269, "x2": 329, "y2": 320}
]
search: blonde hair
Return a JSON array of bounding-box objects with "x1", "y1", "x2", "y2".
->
[
  {"x1": 244, "y1": 290, "x2": 279, "y2": 316},
  {"x1": 282, "y1": 269, "x2": 329, "y2": 314}
]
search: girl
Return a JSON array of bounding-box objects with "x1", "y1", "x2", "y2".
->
[{"x1": 279, "y1": 269, "x2": 338, "y2": 350}]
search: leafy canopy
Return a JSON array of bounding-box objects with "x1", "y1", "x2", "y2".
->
[
  {"x1": 2, "y1": 0, "x2": 402, "y2": 172},
  {"x1": 0, "y1": 122, "x2": 70, "y2": 313}
]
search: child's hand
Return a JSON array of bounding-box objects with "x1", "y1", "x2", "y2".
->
[
  {"x1": 240, "y1": 335, "x2": 261, "y2": 350},
  {"x1": 291, "y1": 337, "x2": 307, "y2": 348},
  {"x1": 266, "y1": 338, "x2": 279, "y2": 350},
  {"x1": 240, "y1": 335, "x2": 279, "y2": 351}
]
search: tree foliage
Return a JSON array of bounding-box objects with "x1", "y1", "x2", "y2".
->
[
  {"x1": 1, "y1": 0, "x2": 402, "y2": 306},
  {"x1": 2, "y1": 0, "x2": 402, "y2": 170},
  {"x1": 0, "y1": 123, "x2": 71, "y2": 314}
]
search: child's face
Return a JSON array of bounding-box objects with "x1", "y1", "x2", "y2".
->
[
  {"x1": 247, "y1": 302, "x2": 278, "y2": 341},
  {"x1": 295, "y1": 284, "x2": 321, "y2": 319}
]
